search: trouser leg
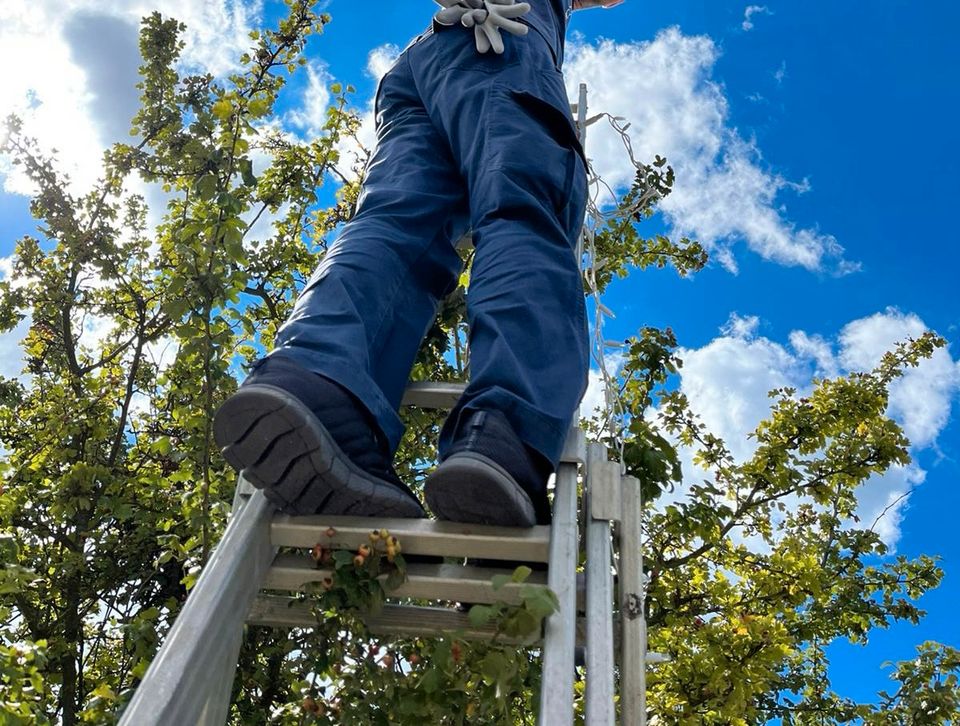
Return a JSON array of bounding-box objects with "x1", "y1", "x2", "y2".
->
[
  {"x1": 413, "y1": 31, "x2": 589, "y2": 469},
  {"x1": 271, "y1": 50, "x2": 468, "y2": 454}
]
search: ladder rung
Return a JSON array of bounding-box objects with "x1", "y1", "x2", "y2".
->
[
  {"x1": 271, "y1": 515, "x2": 551, "y2": 562},
  {"x1": 248, "y1": 595, "x2": 590, "y2": 645},
  {"x1": 248, "y1": 596, "x2": 536, "y2": 643},
  {"x1": 401, "y1": 381, "x2": 466, "y2": 408},
  {"x1": 349, "y1": 381, "x2": 586, "y2": 461},
  {"x1": 264, "y1": 556, "x2": 548, "y2": 605},
  {"x1": 265, "y1": 554, "x2": 587, "y2": 612},
  {"x1": 400, "y1": 381, "x2": 585, "y2": 463}
]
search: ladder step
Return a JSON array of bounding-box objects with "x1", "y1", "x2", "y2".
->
[
  {"x1": 264, "y1": 556, "x2": 548, "y2": 605},
  {"x1": 399, "y1": 381, "x2": 585, "y2": 463},
  {"x1": 248, "y1": 595, "x2": 590, "y2": 645},
  {"x1": 271, "y1": 515, "x2": 551, "y2": 562},
  {"x1": 402, "y1": 381, "x2": 466, "y2": 409}
]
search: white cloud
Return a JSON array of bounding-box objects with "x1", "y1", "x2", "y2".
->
[
  {"x1": 741, "y1": 5, "x2": 771, "y2": 32},
  {"x1": 773, "y1": 60, "x2": 787, "y2": 84},
  {"x1": 859, "y1": 463, "x2": 925, "y2": 546},
  {"x1": 838, "y1": 308, "x2": 960, "y2": 449},
  {"x1": 0, "y1": 317, "x2": 30, "y2": 382},
  {"x1": 286, "y1": 61, "x2": 333, "y2": 139},
  {"x1": 721, "y1": 312, "x2": 760, "y2": 340},
  {"x1": 145, "y1": 336, "x2": 179, "y2": 373},
  {"x1": 581, "y1": 367, "x2": 609, "y2": 421},
  {"x1": 580, "y1": 350, "x2": 625, "y2": 424},
  {"x1": 367, "y1": 44, "x2": 401, "y2": 82},
  {"x1": 788, "y1": 330, "x2": 838, "y2": 378},
  {"x1": 0, "y1": 255, "x2": 30, "y2": 381},
  {"x1": 0, "y1": 0, "x2": 263, "y2": 196},
  {"x1": 564, "y1": 29, "x2": 853, "y2": 273},
  {"x1": 667, "y1": 309, "x2": 959, "y2": 548},
  {"x1": 0, "y1": 256, "x2": 26, "y2": 289},
  {"x1": 678, "y1": 326, "x2": 801, "y2": 461}
]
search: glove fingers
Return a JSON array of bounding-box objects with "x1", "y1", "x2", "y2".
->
[
  {"x1": 461, "y1": 8, "x2": 487, "y2": 27},
  {"x1": 474, "y1": 24, "x2": 493, "y2": 53},
  {"x1": 489, "y1": 14, "x2": 529, "y2": 35},
  {"x1": 482, "y1": 21, "x2": 506, "y2": 53},
  {"x1": 438, "y1": 0, "x2": 526, "y2": 55},
  {"x1": 494, "y1": 2, "x2": 531, "y2": 18},
  {"x1": 436, "y1": 7, "x2": 467, "y2": 24}
]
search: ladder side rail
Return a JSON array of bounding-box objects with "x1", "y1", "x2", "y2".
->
[
  {"x1": 197, "y1": 627, "x2": 244, "y2": 726},
  {"x1": 537, "y1": 458, "x2": 580, "y2": 726},
  {"x1": 230, "y1": 474, "x2": 257, "y2": 514},
  {"x1": 620, "y1": 475, "x2": 647, "y2": 726},
  {"x1": 585, "y1": 444, "x2": 616, "y2": 726},
  {"x1": 575, "y1": 82, "x2": 589, "y2": 262},
  {"x1": 118, "y1": 488, "x2": 275, "y2": 726},
  {"x1": 537, "y1": 83, "x2": 590, "y2": 725}
]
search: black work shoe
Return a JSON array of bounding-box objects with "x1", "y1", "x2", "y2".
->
[
  {"x1": 424, "y1": 409, "x2": 551, "y2": 527},
  {"x1": 213, "y1": 356, "x2": 425, "y2": 518}
]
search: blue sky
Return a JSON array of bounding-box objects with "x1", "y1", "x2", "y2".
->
[{"x1": 1, "y1": 0, "x2": 958, "y2": 711}]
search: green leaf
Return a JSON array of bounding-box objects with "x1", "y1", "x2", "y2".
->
[
  {"x1": 520, "y1": 586, "x2": 559, "y2": 619},
  {"x1": 418, "y1": 667, "x2": 440, "y2": 694},
  {"x1": 480, "y1": 652, "x2": 508, "y2": 685},
  {"x1": 384, "y1": 565, "x2": 405, "y2": 591},
  {"x1": 239, "y1": 158, "x2": 257, "y2": 187},
  {"x1": 511, "y1": 565, "x2": 532, "y2": 583},
  {"x1": 491, "y1": 574, "x2": 511, "y2": 592},
  {"x1": 468, "y1": 604, "x2": 494, "y2": 627},
  {"x1": 212, "y1": 98, "x2": 233, "y2": 120},
  {"x1": 332, "y1": 550, "x2": 354, "y2": 568},
  {"x1": 503, "y1": 608, "x2": 539, "y2": 638},
  {"x1": 196, "y1": 174, "x2": 218, "y2": 201}
]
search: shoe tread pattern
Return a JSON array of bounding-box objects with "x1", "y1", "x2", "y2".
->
[{"x1": 214, "y1": 384, "x2": 425, "y2": 518}]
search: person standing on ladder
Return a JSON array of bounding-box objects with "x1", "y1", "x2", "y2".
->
[{"x1": 214, "y1": 0, "x2": 625, "y2": 528}]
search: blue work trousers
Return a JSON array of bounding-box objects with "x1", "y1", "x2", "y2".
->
[{"x1": 271, "y1": 24, "x2": 589, "y2": 469}]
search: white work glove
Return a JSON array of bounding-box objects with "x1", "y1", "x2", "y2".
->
[
  {"x1": 434, "y1": 0, "x2": 482, "y2": 26},
  {"x1": 434, "y1": 0, "x2": 531, "y2": 55}
]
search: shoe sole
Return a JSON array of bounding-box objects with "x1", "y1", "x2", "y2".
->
[
  {"x1": 424, "y1": 452, "x2": 536, "y2": 527},
  {"x1": 213, "y1": 384, "x2": 425, "y2": 518}
]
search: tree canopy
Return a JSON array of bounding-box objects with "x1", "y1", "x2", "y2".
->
[{"x1": 0, "y1": 3, "x2": 956, "y2": 724}]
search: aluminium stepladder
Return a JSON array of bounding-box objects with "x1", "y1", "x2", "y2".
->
[{"x1": 118, "y1": 85, "x2": 654, "y2": 726}]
